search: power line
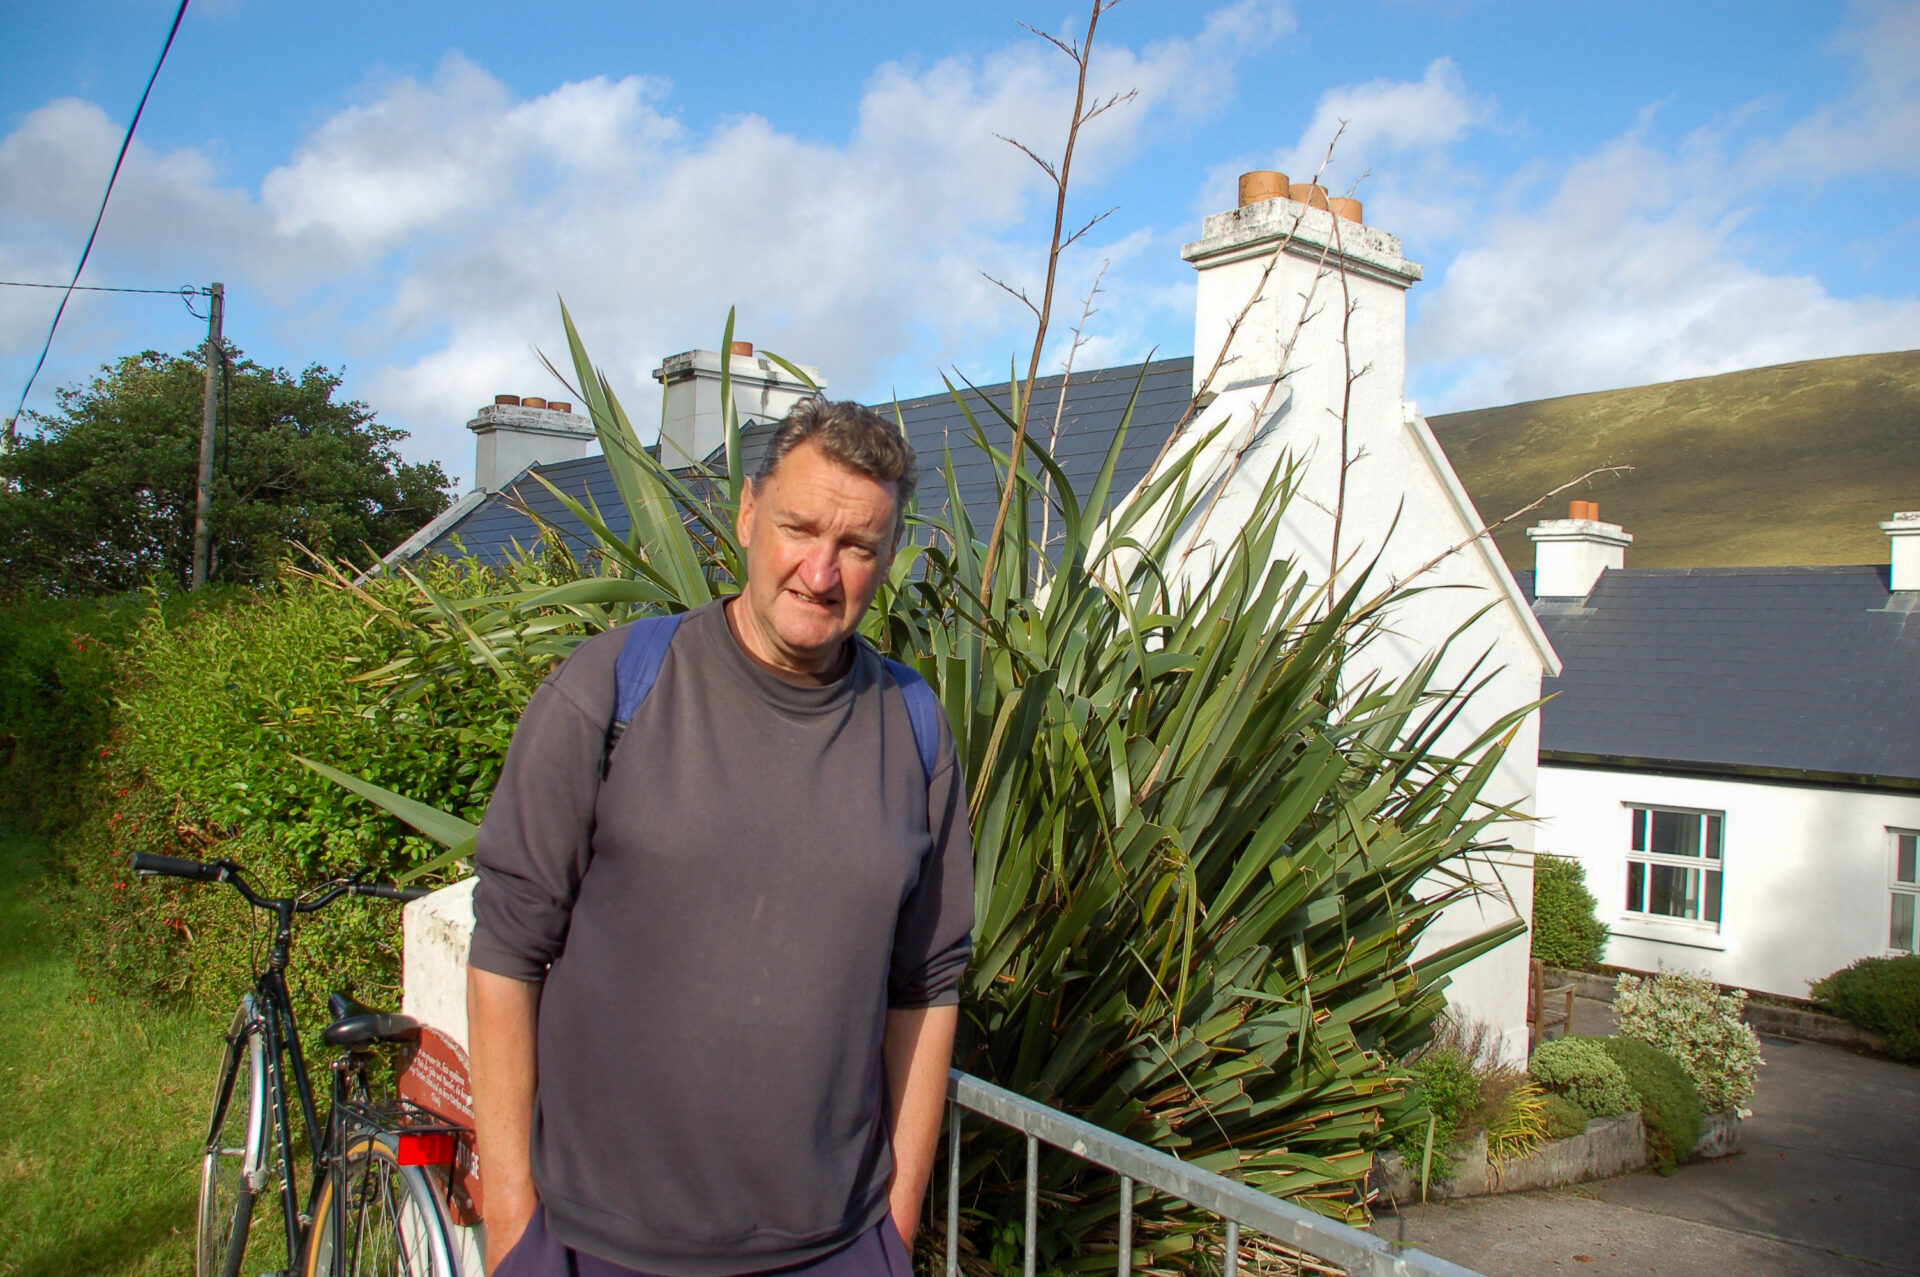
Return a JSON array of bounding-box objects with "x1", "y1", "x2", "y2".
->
[
  {"x1": 7, "y1": 0, "x2": 193, "y2": 423},
  {"x1": 0, "y1": 279, "x2": 206, "y2": 296}
]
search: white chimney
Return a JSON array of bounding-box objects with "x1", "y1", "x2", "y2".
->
[
  {"x1": 1172, "y1": 175, "x2": 1425, "y2": 586},
  {"x1": 468, "y1": 396, "x2": 597, "y2": 493},
  {"x1": 1527, "y1": 501, "x2": 1632, "y2": 598},
  {"x1": 651, "y1": 341, "x2": 823, "y2": 469},
  {"x1": 1183, "y1": 175, "x2": 1420, "y2": 405},
  {"x1": 1884, "y1": 511, "x2": 1920, "y2": 591}
]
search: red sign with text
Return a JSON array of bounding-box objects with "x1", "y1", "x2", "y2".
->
[{"x1": 397, "y1": 1027, "x2": 484, "y2": 1224}]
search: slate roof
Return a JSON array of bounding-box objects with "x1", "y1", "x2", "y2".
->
[
  {"x1": 1521, "y1": 566, "x2": 1920, "y2": 787},
  {"x1": 421, "y1": 357, "x2": 1196, "y2": 563}
]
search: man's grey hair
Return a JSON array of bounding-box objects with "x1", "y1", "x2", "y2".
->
[{"x1": 754, "y1": 399, "x2": 918, "y2": 541}]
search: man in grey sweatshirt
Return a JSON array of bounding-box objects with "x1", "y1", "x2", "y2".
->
[{"x1": 467, "y1": 400, "x2": 974, "y2": 1277}]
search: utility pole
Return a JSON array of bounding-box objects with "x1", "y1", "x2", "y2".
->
[{"x1": 190, "y1": 281, "x2": 223, "y2": 591}]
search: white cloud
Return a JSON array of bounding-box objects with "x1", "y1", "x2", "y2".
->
[
  {"x1": 1, "y1": 4, "x2": 1294, "y2": 483},
  {"x1": 1275, "y1": 57, "x2": 1490, "y2": 189},
  {"x1": 1744, "y1": 0, "x2": 1920, "y2": 185},
  {"x1": 1411, "y1": 130, "x2": 1920, "y2": 409},
  {"x1": 1397, "y1": 1, "x2": 1920, "y2": 409}
]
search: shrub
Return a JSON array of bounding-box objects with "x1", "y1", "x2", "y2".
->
[
  {"x1": 1531, "y1": 854, "x2": 1607, "y2": 968},
  {"x1": 1485, "y1": 1080, "x2": 1549, "y2": 1170},
  {"x1": 1542, "y1": 1093, "x2": 1590, "y2": 1141},
  {"x1": 0, "y1": 595, "x2": 154, "y2": 831},
  {"x1": 1528, "y1": 1035, "x2": 1638, "y2": 1118},
  {"x1": 1390, "y1": 1047, "x2": 1481, "y2": 1182},
  {"x1": 1602, "y1": 1036, "x2": 1702, "y2": 1173},
  {"x1": 1810, "y1": 954, "x2": 1920, "y2": 1060},
  {"x1": 52, "y1": 559, "x2": 546, "y2": 1035},
  {"x1": 1614, "y1": 968, "x2": 1763, "y2": 1111}
]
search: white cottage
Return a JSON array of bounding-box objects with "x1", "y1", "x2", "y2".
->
[{"x1": 1524, "y1": 507, "x2": 1920, "y2": 997}]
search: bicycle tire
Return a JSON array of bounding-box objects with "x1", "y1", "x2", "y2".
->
[
  {"x1": 198, "y1": 1005, "x2": 270, "y2": 1277},
  {"x1": 300, "y1": 1134, "x2": 460, "y2": 1277}
]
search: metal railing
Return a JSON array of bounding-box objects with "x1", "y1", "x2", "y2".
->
[{"x1": 942, "y1": 1071, "x2": 1482, "y2": 1277}]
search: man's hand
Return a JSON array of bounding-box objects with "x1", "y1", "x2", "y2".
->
[
  {"x1": 882, "y1": 1004, "x2": 959, "y2": 1246},
  {"x1": 469, "y1": 966, "x2": 542, "y2": 1275}
]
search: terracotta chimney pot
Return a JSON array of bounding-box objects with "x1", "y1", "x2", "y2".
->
[
  {"x1": 1289, "y1": 183, "x2": 1331, "y2": 211},
  {"x1": 548, "y1": 401, "x2": 573, "y2": 414},
  {"x1": 730, "y1": 341, "x2": 754, "y2": 358},
  {"x1": 495, "y1": 394, "x2": 521, "y2": 406},
  {"x1": 1328, "y1": 196, "x2": 1363, "y2": 224},
  {"x1": 1237, "y1": 171, "x2": 1289, "y2": 207},
  {"x1": 522, "y1": 396, "x2": 548, "y2": 409}
]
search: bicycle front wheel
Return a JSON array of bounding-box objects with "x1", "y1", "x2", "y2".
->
[
  {"x1": 301, "y1": 1134, "x2": 460, "y2": 1277},
  {"x1": 199, "y1": 1006, "x2": 270, "y2": 1277}
]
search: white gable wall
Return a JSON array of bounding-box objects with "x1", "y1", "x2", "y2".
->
[
  {"x1": 1538, "y1": 764, "x2": 1920, "y2": 998},
  {"x1": 1160, "y1": 195, "x2": 1559, "y2": 1061}
]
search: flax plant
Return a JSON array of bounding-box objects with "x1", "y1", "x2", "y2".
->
[{"x1": 309, "y1": 308, "x2": 1527, "y2": 1269}]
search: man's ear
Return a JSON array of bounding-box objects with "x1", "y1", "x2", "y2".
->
[{"x1": 735, "y1": 477, "x2": 757, "y2": 550}]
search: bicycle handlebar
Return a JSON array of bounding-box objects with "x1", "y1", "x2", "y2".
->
[
  {"x1": 130, "y1": 852, "x2": 428, "y2": 905},
  {"x1": 350, "y1": 882, "x2": 431, "y2": 903},
  {"x1": 132, "y1": 851, "x2": 228, "y2": 882}
]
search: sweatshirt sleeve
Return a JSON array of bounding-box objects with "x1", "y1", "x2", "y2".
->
[
  {"x1": 887, "y1": 718, "x2": 975, "y2": 1008},
  {"x1": 468, "y1": 650, "x2": 614, "y2": 983}
]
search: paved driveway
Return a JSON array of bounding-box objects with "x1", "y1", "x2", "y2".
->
[{"x1": 1373, "y1": 1003, "x2": 1920, "y2": 1275}]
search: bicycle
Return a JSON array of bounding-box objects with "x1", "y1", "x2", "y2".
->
[{"x1": 133, "y1": 851, "x2": 470, "y2": 1277}]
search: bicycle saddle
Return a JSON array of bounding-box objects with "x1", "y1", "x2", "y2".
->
[{"x1": 322, "y1": 990, "x2": 422, "y2": 1048}]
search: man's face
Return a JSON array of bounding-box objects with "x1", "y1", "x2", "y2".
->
[{"x1": 731, "y1": 440, "x2": 900, "y2": 681}]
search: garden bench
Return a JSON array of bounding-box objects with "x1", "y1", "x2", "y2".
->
[{"x1": 1529, "y1": 957, "x2": 1576, "y2": 1045}]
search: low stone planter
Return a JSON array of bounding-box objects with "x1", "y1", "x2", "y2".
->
[
  {"x1": 1691, "y1": 1108, "x2": 1744, "y2": 1159},
  {"x1": 1495, "y1": 1113, "x2": 1645, "y2": 1192},
  {"x1": 1373, "y1": 1107, "x2": 1742, "y2": 1203}
]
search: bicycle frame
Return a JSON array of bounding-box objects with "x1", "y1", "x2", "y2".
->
[{"x1": 135, "y1": 852, "x2": 442, "y2": 1273}]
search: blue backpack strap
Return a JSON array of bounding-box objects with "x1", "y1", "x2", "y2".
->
[
  {"x1": 604, "y1": 612, "x2": 687, "y2": 777},
  {"x1": 884, "y1": 658, "x2": 942, "y2": 783}
]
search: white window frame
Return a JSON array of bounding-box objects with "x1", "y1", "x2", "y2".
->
[
  {"x1": 1623, "y1": 803, "x2": 1725, "y2": 931},
  {"x1": 1891, "y1": 829, "x2": 1918, "y2": 955}
]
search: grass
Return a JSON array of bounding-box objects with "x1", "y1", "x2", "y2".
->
[
  {"x1": 1431, "y1": 349, "x2": 1920, "y2": 570},
  {"x1": 0, "y1": 832, "x2": 209, "y2": 1276}
]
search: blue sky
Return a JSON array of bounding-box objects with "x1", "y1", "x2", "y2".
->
[{"x1": 4, "y1": 1, "x2": 1916, "y2": 489}]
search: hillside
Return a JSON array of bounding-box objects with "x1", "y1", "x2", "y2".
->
[{"x1": 1429, "y1": 350, "x2": 1920, "y2": 569}]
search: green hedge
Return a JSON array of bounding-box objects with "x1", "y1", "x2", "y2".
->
[
  {"x1": 1602, "y1": 1035, "x2": 1702, "y2": 1173},
  {"x1": 51, "y1": 561, "x2": 543, "y2": 1035},
  {"x1": 1811, "y1": 954, "x2": 1920, "y2": 1060},
  {"x1": 0, "y1": 595, "x2": 155, "y2": 831},
  {"x1": 1531, "y1": 854, "x2": 1606, "y2": 968}
]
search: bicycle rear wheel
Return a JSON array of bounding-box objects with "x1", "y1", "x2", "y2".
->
[
  {"x1": 301, "y1": 1134, "x2": 459, "y2": 1277},
  {"x1": 198, "y1": 1005, "x2": 270, "y2": 1277}
]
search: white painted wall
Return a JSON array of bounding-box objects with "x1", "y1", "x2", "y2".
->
[
  {"x1": 1161, "y1": 196, "x2": 1559, "y2": 1061},
  {"x1": 1536, "y1": 764, "x2": 1920, "y2": 997},
  {"x1": 402, "y1": 880, "x2": 487, "y2": 1274}
]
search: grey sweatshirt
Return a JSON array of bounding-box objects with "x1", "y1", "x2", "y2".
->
[{"x1": 469, "y1": 600, "x2": 973, "y2": 1276}]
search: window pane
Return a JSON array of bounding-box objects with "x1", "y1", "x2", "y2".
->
[
  {"x1": 1705, "y1": 870, "x2": 1722, "y2": 925},
  {"x1": 1899, "y1": 834, "x2": 1917, "y2": 885},
  {"x1": 1650, "y1": 809, "x2": 1680, "y2": 855},
  {"x1": 1627, "y1": 861, "x2": 1645, "y2": 913},
  {"x1": 1647, "y1": 863, "x2": 1700, "y2": 919},
  {"x1": 1632, "y1": 808, "x2": 1647, "y2": 852},
  {"x1": 1706, "y1": 815, "x2": 1723, "y2": 861},
  {"x1": 1893, "y1": 893, "x2": 1917, "y2": 953}
]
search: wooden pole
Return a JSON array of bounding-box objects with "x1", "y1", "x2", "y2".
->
[{"x1": 190, "y1": 281, "x2": 223, "y2": 590}]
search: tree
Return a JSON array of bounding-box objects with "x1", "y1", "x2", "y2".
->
[{"x1": 0, "y1": 347, "x2": 451, "y2": 595}]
